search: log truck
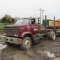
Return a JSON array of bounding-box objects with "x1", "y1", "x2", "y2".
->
[{"x1": 0, "y1": 15, "x2": 60, "y2": 50}]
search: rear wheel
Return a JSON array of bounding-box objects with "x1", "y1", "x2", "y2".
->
[
  {"x1": 48, "y1": 31, "x2": 56, "y2": 40},
  {"x1": 21, "y1": 37, "x2": 32, "y2": 50}
]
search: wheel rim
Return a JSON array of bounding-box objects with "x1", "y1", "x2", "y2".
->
[
  {"x1": 24, "y1": 40, "x2": 31, "y2": 49},
  {"x1": 52, "y1": 33, "x2": 56, "y2": 40},
  {"x1": 53, "y1": 34, "x2": 55, "y2": 40}
]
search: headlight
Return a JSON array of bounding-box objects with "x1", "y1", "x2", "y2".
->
[
  {"x1": 14, "y1": 34, "x2": 18, "y2": 37},
  {"x1": 4, "y1": 33, "x2": 6, "y2": 36}
]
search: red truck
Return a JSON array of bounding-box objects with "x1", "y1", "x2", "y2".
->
[{"x1": 1, "y1": 16, "x2": 60, "y2": 50}]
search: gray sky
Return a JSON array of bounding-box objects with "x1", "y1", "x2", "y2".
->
[{"x1": 0, "y1": 0, "x2": 60, "y2": 19}]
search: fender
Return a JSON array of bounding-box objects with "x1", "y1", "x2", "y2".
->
[{"x1": 21, "y1": 31, "x2": 33, "y2": 38}]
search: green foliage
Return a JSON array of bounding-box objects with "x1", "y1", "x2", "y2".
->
[
  {"x1": 1, "y1": 14, "x2": 15, "y2": 23},
  {"x1": 0, "y1": 23, "x2": 4, "y2": 31},
  {"x1": 0, "y1": 19, "x2": 1, "y2": 22},
  {"x1": 1, "y1": 17, "x2": 7, "y2": 23},
  {"x1": 11, "y1": 18, "x2": 15, "y2": 23}
]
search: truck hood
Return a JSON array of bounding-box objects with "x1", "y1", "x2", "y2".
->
[
  {"x1": 4, "y1": 24, "x2": 22, "y2": 28},
  {"x1": 4, "y1": 24, "x2": 28, "y2": 28}
]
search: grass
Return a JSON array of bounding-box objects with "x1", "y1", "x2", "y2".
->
[{"x1": 0, "y1": 23, "x2": 5, "y2": 32}]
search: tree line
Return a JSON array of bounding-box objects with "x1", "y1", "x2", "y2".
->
[{"x1": 0, "y1": 14, "x2": 15, "y2": 23}]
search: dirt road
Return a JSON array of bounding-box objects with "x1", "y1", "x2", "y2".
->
[{"x1": 0, "y1": 37, "x2": 60, "y2": 60}]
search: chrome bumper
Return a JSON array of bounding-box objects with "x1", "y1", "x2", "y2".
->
[{"x1": 0, "y1": 35, "x2": 22, "y2": 44}]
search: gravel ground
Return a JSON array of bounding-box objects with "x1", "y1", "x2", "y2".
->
[{"x1": 0, "y1": 35, "x2": 60, "y2": 60}]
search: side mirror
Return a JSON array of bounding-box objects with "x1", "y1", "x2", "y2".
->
[{"x1": 31, "y1": 21, "x2": 35, "y2": 24}]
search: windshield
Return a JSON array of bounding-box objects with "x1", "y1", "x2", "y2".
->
[{"x1": 15, "y1": 19, "x2": 30, "y2": 25}]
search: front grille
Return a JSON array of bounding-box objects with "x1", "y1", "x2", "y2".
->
[{"x1": 3, "y1": 27, "x2": 18, "y2": 34}]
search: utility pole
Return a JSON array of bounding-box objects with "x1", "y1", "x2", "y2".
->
[
  {"x1": 42, "y1": 10, "x2": 45, "y2": 20},
  {"x1": 38, "y1": 8, "x2": 42, "y2": 24},
  {"x1": 38, "y1": 8, "x2": 45, "y2": 25},
  {"x1": 35, "y1": 10, "x2": 36, "y2": 19}
]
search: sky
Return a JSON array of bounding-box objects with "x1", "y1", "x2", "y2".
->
[{"x1": 0, "y1": 0, "x2": 60, "y2": 20}]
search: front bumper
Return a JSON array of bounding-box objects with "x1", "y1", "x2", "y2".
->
[{"x1": 0, "y1": 35, "x2": 22, "y2": 45}]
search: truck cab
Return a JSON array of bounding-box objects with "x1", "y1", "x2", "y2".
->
[{"x1": 3, "y1": 18, "x2": 39, "y2": 50}]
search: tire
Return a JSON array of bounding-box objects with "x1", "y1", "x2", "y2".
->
[
  {"x1": 21, "y1": 37, "x2": 32, "y2": 50},
  {"x1": 48, "y1": 31, "x2": 56, "y2": 40},
  {"x1": 33, "y1": 33, "x2": 41, "y2": 43}
]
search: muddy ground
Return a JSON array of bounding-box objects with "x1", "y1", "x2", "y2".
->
[{"x1": 0, "y1": 35, "x2": 60, "y2": 60}]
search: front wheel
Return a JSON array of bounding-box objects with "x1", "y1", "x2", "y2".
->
[{"x1": 21, "y1": 37, "x2": 32, "y2": 50}]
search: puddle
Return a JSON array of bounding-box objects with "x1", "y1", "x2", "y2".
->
[
  {"x1": 44, "y1": 51, "x2": 55, "y2": 58},
  {"x1": 0, "y1": 44, "x2": 7, "y2": 49},
  {"x1": 37, "y1": 50, "x2": 55, "y2": 58},
  {"x1": 0, "y1": 44, "x2": 7, "y2": 57},
  {"x1": 54, "y1": 58, "x2": 60, "y2": 60}
]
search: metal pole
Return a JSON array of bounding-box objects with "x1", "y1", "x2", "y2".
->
[
  {"x1": 45, "y1": 15, "x2": 47, "y2": 33},
  {"x1": 38, "y1": 18, "x2": 40, "y2": 33},
  {"x1": 40, "y1": 9, "x2": 42, "y2": 24},
  {"x1": 54, "y1": 16, "x2": 56, "y2": 31}
]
